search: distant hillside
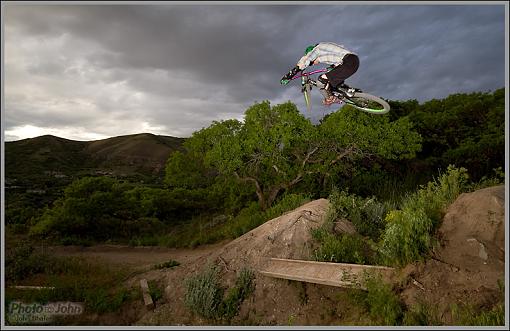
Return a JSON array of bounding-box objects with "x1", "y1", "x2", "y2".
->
[{"x1": 5, "y1": 133, "x2": 185, "y2": 179}]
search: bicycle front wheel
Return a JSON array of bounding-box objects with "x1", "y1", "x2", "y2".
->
[{"x1": 344, "y1": 92, "x2": 390, "y2": 114}]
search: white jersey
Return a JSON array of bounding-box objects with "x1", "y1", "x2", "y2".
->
[{"x1": 297, "y1": 42, "x2": 356, "y2": 70}]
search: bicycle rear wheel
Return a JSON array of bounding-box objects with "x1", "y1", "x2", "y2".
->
[{"x1": 344, "y1": 92, "x2": 390, "y2": 114}]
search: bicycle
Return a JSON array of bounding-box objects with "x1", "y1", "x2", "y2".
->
[{"x1": 287, "y1": 68, "x2": 391, "y2": 114}]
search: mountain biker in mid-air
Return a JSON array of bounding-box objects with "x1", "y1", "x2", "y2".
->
[{"x1": 280, "y1": 42, "x2": 360, "y2": 106}]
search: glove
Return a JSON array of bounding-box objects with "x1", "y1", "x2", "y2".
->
[
  {"x1": 280, "y1": 79, "x2": 290, "y2": 85},
  {"x1": 281, "y1": 66, "x2": 301, "y2": 82}
]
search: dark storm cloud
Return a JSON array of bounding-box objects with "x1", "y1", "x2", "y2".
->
[{"x1": 3, "y1": 3, "x2": 506, "y2": 141}]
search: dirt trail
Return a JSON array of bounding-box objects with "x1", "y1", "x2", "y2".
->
[{"x1": 45, "y1": 241, "x2": 230, "y2": 269}]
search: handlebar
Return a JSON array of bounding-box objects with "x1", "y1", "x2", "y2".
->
[{"x1": 290, "y1": 68, "x2": 329, "y2": 81}]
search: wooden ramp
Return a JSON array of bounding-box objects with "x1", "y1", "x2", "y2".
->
[{"x1": 258, "y1": 258, "x2": 395, "y2": 290}]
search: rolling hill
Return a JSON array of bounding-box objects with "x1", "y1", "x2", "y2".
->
[{"x1": 5, "y1": 133, "x2": 185, "y2": 180}]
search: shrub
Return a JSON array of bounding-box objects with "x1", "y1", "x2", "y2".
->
[
  {"x1": 184, "y1": 266, "x2": 256, "y2": 321},
  {"x1": 311, "y1": 229, "x2": 374, "y2": 264},
  {"x1": 363, "y1": 273, "x2": 403, "y2": 326},
  {"x1": 221, "y1": 268, "x2": 255, "y2": 321},
  {"x1": 184, "y1": 265, "x2": 224, "y2": 319},
  {"x1": 328, "y1": 188, "x2": 388, "y2": 240},
  {"x1": 379, "y1": 165, "x2": 470, "y2": 266},
  {"x1": 5, "y1": 243, "x2": 139, "y2": 315}
]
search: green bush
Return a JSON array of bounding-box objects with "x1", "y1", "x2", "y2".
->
[
  {"x1": 328, "y1": 188, "x2": 388, "y2": 240},
  {"x1": 380, "y1": 165, "x2": 470, "y2": 266}
]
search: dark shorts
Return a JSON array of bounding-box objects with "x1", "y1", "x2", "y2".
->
[{"x1": 325, "y1": 53, "x2": 360, "y2": 88}]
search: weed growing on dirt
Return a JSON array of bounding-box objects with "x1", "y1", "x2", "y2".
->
[
  {"x1": 221, "y1": 268, "x2": 255, "y2": 321},
  {"x1": 402, "y1": 300, "x2": 441, "y2": 326},
  {"x1": 328, "y1": 188, "x2": 389, "y2": 240},
  {"x1": 361, "y1": 273, "x2": 403, "y2": 326},
  {"x1": 450, "y1": 279, "x2": 505, "y2": 326},
  {"x1": 349, "y1": 274, "x2": 403, "y2": 325},
  {"x1": 380, "y1": 165, "x2": 470, "y2": 266},
  {"x1": 148, "y1": 280, "x2": 163, "y2": 303},
  {"x1": 310, "y1": 189, "x2": 384, "y2": 265},
  {"x1": 153, "y1": 260, "x2": 180, "y2": 269},
  {"x1": 451, "y1": 303, "x2": 505, "y2": 326},
  {"x1": 468, "y1": 166, "x2": 505, "y2": 191},
  {"x1": 184, "y1": 265, "x2": 256, "y2": 322},
  {"x1": 184, "y1": 265, "x2": 224, "y2": 319},
  {"x1": 311, "y1": 228, "x2": 373, "y2": 264}
]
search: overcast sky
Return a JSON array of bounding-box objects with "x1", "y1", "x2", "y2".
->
[{"x1": 2, "y1": 2, "x2": 507, "y2": 141}]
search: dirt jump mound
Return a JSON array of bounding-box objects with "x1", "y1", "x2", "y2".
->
[{"x1": 401, "y1": 185, "x2": 506, "y2": 322}]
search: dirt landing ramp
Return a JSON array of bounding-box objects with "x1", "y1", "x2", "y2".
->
[
  {"x1": 258, "y1": 258, "x2": 395, "y2": 289},
  {"x1": 210, "y1": 198, "x2": 332, "y2": 273}
]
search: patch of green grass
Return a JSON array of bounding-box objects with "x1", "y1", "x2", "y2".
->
[
  {"x1": 360, "y1": 273, "x2": 404, "y2": 326},
  {"x1": 451, "y1": 303, "x2": 505, "y2": 326},
  {"x1": 402, "y1": 300, "x2": 441, "y2": 326},
  {"x1": 4, "y1": 241, "x2": 140, "y2": 318}
]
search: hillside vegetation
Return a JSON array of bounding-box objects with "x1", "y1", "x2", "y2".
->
[
  {"x1": 5, "y1": 88, "x2": 505, "y2": 248},
  {"x1": 4, "y1": 88, "x2": 505, "y2": 326}
]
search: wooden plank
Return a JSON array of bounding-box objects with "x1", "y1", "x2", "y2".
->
[
  {"x1": 258, "y1": 258, "x2": 395, "y2": 290},
  {"x1": 10, "y1": 286, "x2": 56, "y2": 290},
  {"x1": 140, "y1": 279, "x2": 154, "y2": 310}
]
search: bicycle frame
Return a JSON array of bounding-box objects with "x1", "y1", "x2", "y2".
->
[
  {"x1": 290, "y1": 68, "x2": 328, "y2": 79},
  {"x1": 289, "y1": 68, "x2": 330, "y2": 111},
  {"x1": 284, "y1": 68, "x2": 391, "y2": 114}
]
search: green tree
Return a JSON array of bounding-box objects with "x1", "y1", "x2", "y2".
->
[
  {"x1": 173, "y1": 101, "x2": 422, "y2": 210},
  {"x1": 408, "y1": 88, "x2": 504, "y2": 180}
]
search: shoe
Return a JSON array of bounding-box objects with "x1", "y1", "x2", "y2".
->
[
  {"x1": 338, "y1": 83, "x2": 356, "y2": 97},
  {"x1": 322, "y1": 95, "x2": 339, "y2": 106}
]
